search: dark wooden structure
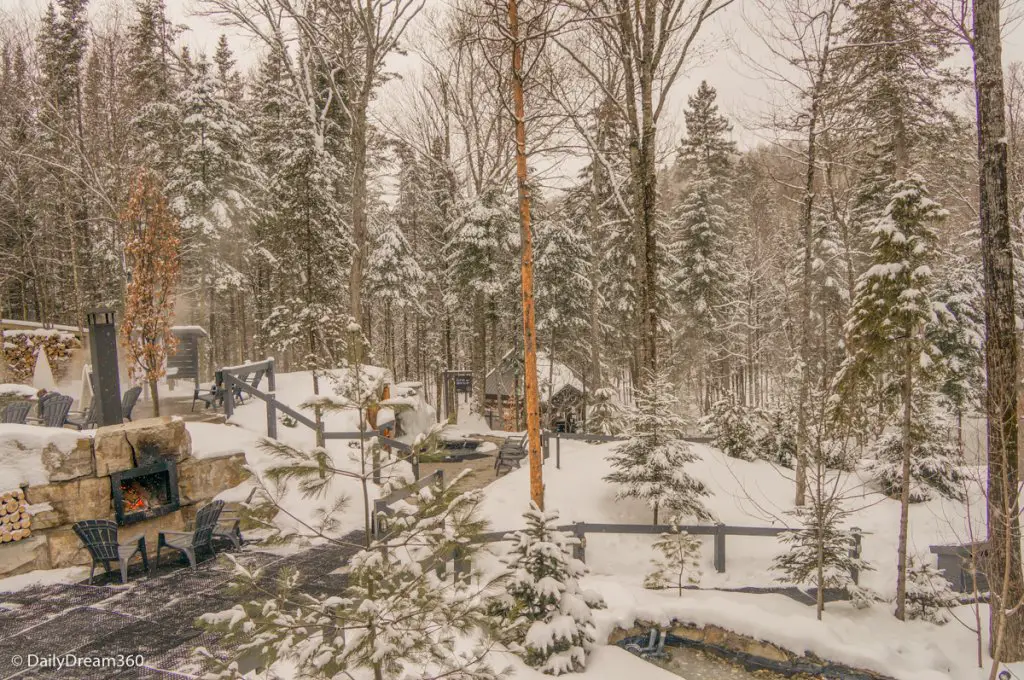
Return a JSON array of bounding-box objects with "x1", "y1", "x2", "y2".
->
[
  {"x1": 86, "y1": 309, "x2": 123, "y2": 427},
  {"x1": 167, "y1": 326, "x2": 208, "y2": 386}
]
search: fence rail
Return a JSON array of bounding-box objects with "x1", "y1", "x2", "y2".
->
[
  {"x1": 455, "y1": 522, "x2": 863, "y2": 583},
  {"x1": 219, "y1": 361, "x2": 415, "y2": 482},
  {"x1": 372, "y1": 469, "x2": 444, "y2": 537},
  {"x1": 542, "y1": 431, "x2": 714, "y2": 469}
]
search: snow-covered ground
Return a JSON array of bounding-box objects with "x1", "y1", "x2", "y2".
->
[{"x1": 476, "y1": 438, "x2": 1017, "y2": 680}]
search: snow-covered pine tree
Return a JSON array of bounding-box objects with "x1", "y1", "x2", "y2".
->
[
  {"x1": 755, "y1": 403, "x2": 798, "y2": 469},
  {"x1": 535, "y1": 215, "x2": 593, "y2": 376},
  {"x1": 167, "y1": 51, "x2": 253, "y2": 369},
  {"x1": 929, "y1": 254, "x2": 984, "y2": 450},
  {"x1": 865, "y1": 401, "x2": 966, "y2": 502},
  {"x1": 488, "y1": 503, "x2": 605, "y2": 676},
  {"x1": 252, "y1": 45, "x2": 349, "y2": 368},
  {"x1": 835, "y1": 175, "x2": 946, "y2": 621},
  {"x1": 586, "y1": 386, "x2": 625, "y2": 436},
  {"x1": 644, "y1": 527, "x2": 703, "y2": 596},
  {"x1": 125, "y1": 0, "x2": 181, "y2": 177},
  {"x1": 773, "y1": 500, "x2": 873, "y2": 617},
  {"x1": 905, "y1": 554, "x2": 959, "y2": 624},
  {"x1": 701, "y1": 395, "x2": 757, "y2": 461},
  {"x1": 444, "y1": 188, "x2": 518, "y2": 411},
  {"x1": 366, "y1": 216, "x2": 427, "y2": 376},
  {"x1": 199, "y1": 474, "x2": 498, "y2": 680},
  {"x1": 671, "y1": 82, "x2": 736, "y2": 407},
  {"x1": 606, "y1": 370, "x2": 712, "y2": 524}
]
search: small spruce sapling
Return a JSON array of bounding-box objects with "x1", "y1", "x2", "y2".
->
[
  {"x1": 587, "y1": 386, "x2": 625, "y2": 437},
  {"x1": 644, "y1": 528, "x2": 703, "y2": 596},
  {"x1": 606, "y1": 371, "x2": 712, "y2": 524},
  {"x1": 488, "y1": 503, "x2": 605, "y2": 676},
  {"x1": 905, "y1": 554, "x2": 960, "y2": 624}
]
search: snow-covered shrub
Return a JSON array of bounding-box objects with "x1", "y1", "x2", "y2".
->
[
  {"x1": 198, "y1": 475, "x2": 498, "y2": 680},
  {"x1": 701, "y1": 396, "x2": 757, "y2": 460},
  {"x1": 865, "y1": 416, "x2": 965, "y2": 502},
  {"x1": 905, "y1": 555, "x2": 959, "y2": 624},
  {"x1": 644, "y1": 528, "x2": 703, "y2": 596},
  {"x1": 488, "y1": 504, "x2": 605, "y2": 675},
  {"x1": 586, "y1": 386, "x2": 625, "y2": 436},
  {"x1": 607, "y1": 371, "x2": 712, "y2": 524},
  {"x1": 754, "y1": 404, "x2": 797, "y2": 468}
]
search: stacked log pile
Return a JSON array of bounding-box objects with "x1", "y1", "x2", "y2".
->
[{"x1": 0, "y1": 489, "x2": 32, "y2": 543}]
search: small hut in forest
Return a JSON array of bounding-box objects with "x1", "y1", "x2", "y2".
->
[{"x1": 484, "y1": 349, "x2": 584, "y2": 431}]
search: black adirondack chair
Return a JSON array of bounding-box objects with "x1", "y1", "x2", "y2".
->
[
  {"x1": 72, "y1": 519, "x2": 149, "y2": 585},
  {"x1": 156, "y1": 500, "x2": 224, "y2": 570},
  {"x1": 122, "y1": 386, "x2": 142, "y2": 420},
  {"x1": 495, "y1": 434, "x2": 528, "y2": 476},
  {"x1": 1, "y1": 401, "x2": 32, "y2": 424},
  {"x1": 34, "y1": 394, "x2": 73, "y2": 428},
  {"x1": 65, "y1": 399, "x2": 98, "y2": 430}
]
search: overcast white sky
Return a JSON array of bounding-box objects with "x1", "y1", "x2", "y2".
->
[{"x1": 9, "y1": 0, "x2": 1024, "y2": 160}]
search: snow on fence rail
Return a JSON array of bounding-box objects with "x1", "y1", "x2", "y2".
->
[{"x1": 371, "y1": 469, "x2": 444, "y2": 537}]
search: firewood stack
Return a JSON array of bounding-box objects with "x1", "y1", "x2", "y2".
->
[{"x1": 0, "y1": 489, "x2": 32, "y2": 543}]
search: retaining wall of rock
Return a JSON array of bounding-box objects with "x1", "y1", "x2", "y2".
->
[{"x1": 0, "y1": 417, "x2": 249, "y2": 578}]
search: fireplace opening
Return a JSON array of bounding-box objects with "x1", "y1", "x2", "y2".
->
[{"x1": 110, "y1": 458, "x2": 180, "y2": 525}]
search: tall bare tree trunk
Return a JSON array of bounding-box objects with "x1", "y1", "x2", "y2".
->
[
  {"x1": 508, "y1": 0, "x2": 544, "y2": 509},
  {"x1": 973, "y1": 0, "x2": 1024, "y2": 662},
  {"x1": 894, "y1": 342, "x2": 914, "y2": 620}
]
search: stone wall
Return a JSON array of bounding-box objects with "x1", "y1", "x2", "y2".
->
[{"x1": 0, "y1": 417, "x2": 249, "y2": 578}]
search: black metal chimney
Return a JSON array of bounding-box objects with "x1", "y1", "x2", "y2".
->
[{"x1": 86, "y1": 308, "x2": 123, "y2": 427}]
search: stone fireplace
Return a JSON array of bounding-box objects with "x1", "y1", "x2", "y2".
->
[
  {"x1": 110, "y1": 445, "x2": 180, "y2": 525},
  {"x1": 0, "y1": 417, "x2": 250, "y2": 577}
]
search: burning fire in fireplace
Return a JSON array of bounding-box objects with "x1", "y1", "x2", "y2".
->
[{"x1": 120, "y1": 480, "x2": 153, "y2": 513}]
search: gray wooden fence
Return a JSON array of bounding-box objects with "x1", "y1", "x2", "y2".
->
[
  {"x1": 218, "y1": 360, "x2": 415, "y2": 481},
  {"x1": 447, "y1": 522, "x2": 863, "y2": 584}
]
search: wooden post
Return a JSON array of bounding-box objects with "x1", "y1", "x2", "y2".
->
[
  {"x1": 266, "y1": 398, "x2": 278, "y2": 440},
  {"x1": 223, "y1": 374, "x2": 234, "y2": 419},
  {"x1": 556, "y1": 434, "x2": 561, "y2": 470},
  {"x1": 267, "y1": 358, "x2": 276, "y2": 392},
  {"x1": 714, "y1": 524, "x2": 726, "y2": 573},
  {"x1": 849, "y1": 527, "x2": 862, "y2": 585},
  {"x1": 572, "y1": 522, "x2": 586, "y2": 562}
]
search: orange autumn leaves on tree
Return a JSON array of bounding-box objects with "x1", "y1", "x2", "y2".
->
[{"x1": 120, "y1": 170, "x2": 181, "y2": 417}]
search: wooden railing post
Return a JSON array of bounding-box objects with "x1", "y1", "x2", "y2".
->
[
  {"x1": 714, "y1": 523, "x2": 727, "y2": 573},
  {"x1": 266, "y1": 398, "x2": 278, "y2": 440},
  {"x1": 267, "y1": 358, "x2": 276, "y2": 392},
  {"x1": 453, "y1": 545, "x2": 471, "y2": 583},
  {"x1": 556, "y1": 433, "x2": 561, "y2": 470},
  {"x1": 222, "y1": 373, "x2": 234, "y2": 418},
  {"x1": 572, "y1": 522, "x2": 586, "y2": 562},
  {"x1": 372, "y1": 499, "x2": 387, "y2": 538},
  {"x1": 849, "y1": 527, "x2": 862, "y2": 585}
]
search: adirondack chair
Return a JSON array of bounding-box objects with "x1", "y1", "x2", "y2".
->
[
  {"x1": 0, "y1": 401, "x2": 32, "y2": 424},
  {"x1": 72, "y1": 519, "x2": 149, "y2": 585},
  {"x1": 494, "y1": 434, "x2": 528, "y2": 476},
  {"x1": 192, "y1": 371, "x2": 224, "y2": 412},
  {"x1": 33, "y1": 394, "x2": 73, "y2": 427},
  {"x1": 122, "y1": 386, "x2": 142, "y2": 421},
  {"x1": 35, "y1": 391, "x2": 59, "y2": 418},
  {"x1": 156, "y1": 500, "x2": 224, "y2": 570},
  {"x1": 65, "y1": 399, "x2": 98, "y2": 430}
]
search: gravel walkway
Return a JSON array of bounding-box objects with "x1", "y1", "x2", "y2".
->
[{"x1": 0, "y1": 535, "x2": 363, "y2": 679}]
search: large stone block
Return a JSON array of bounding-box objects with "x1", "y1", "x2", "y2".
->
[
  {"x1": 94, "y1": 417, "x2": 192, "y2": 476},
  {"x1": 0, "y1": 535, "x2": 51, "y2": 576},
  {"x1": 127, "y1": 508, "x2": 187, "y2": 558},
  {"x1": 43, "y1": 526, "x2": 91, "y2": 567},
  {"x1": 26, "y1": 476, "x2": 112, "y2": 526},
  {"x1": 177, "y1": 453, "x2": 250, "y2": 505},
  {"x1": 41, "y1": 435, "x2": 94, "y2": 482}
]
